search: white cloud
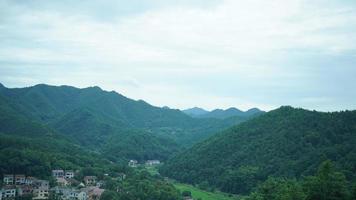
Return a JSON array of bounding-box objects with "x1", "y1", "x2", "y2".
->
[{"x1": 1, "y1": 0, "x2": 356, "y2": 111}]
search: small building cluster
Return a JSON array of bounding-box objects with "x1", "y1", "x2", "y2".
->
[
  {"x1": 1, "y1": 171, "x2": 105, "y2": 200},
  {"x1": 1, "y1": 174, "x2": 49, "y2": 200},
  {"x1": 51, "y1": 186, "x2": 104, "y2": 200},
  {"x1": 128, "y1": 159, "x2": 161, "y2": 167},
  {"x1": 128, "y1": 160, "x2": 138, "y2": 167},
  {"x1": 52, "y1": 169, "x2": 76, "y2": 187},
  {"x1": 145, "y1": 160, "x2": 160, "y2": 166}
]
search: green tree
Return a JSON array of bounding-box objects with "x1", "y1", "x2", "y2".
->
[
  {"x1": 100, "y1": 190, "x2": 120, "y2": 200},
  {"x1": 303, "y1": 160, "x2": 349, "y2": 200},
  {"x1": 247, "y1": 177, "x2": 305, "y2": 200}
]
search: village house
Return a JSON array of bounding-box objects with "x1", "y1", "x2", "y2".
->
[
  {"x1": 17, "y1": 185, "x2": 34, "y2": 197},
  {"x1": 52, "y1": 187, "x2": 72, "y2": 200},
  {"x1": 145, "y1": 160, "x2": 160, "y2": 166},
  {"x1": 32, "y1": 180, "x2": 49, "y2": 200},
  {"x1": 52, "y1": 170, "x2": 64, "y2": 178},
  {"x1": 15, "y1": 174, "x2": 26, "y2": 185},
  {"x1": 77, "y1": 191, "x2": 88, "y2": 200},
  {"x1": 56, "y1": 177, "x2": 69, "y2": 187},
  {"x1": 81, "y1": 187, "x2": 104, "y2": 200},
  {"x1": 3, "y1": 175, "x2": 13, "y2": 185},
  {"x1": 59, "y1": 188, "x2": 87, "y2": 200},
  {"x1": 65, "y1": 171, "x2": 75, "y2": 179},
  {"x1": 83, "y1": 176, "x2": 97, "y2": 186},
  {"x1": 1, "y1": 186, "x2": 16, "y2": 199},
  {"x1": 25, "y1": 176, "x2": 37, "y2": 185},
  {"x1": 67, "y1": 178, "x2": 80, "y2": 187},
  {"x1": 128, "y1": 160, "x2": 138, "y2": 167},
  {"x1": 95, "y1": 181, "x2": 105, "y2": 188}
]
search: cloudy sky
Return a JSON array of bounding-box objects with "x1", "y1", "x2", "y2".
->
[{"x1": 1, "y1": 0, "x2": 356, "y2": 111}]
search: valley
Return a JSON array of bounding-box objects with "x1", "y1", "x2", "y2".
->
[{"x1": 1, "y1": 83, "x2": 356, "y2": 200}]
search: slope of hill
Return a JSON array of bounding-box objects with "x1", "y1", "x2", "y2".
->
[
  {"x1": 160, "y1": 106, "x2": 356, "y2": 194},
  {"x1": 0, "y1": 83, "x2": 257, "y2": 162}
]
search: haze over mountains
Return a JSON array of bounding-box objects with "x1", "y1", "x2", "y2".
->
[{"x1": 183, "y1": 107, "x2": 264, "y2": 119}]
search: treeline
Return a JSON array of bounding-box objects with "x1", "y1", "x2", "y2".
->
[
  {"x1": 0, "y1": 133, "x2": 118, "y2": 179},
  {"x1": 100, "y1": 171, "x2": 181, "y2": 200}
]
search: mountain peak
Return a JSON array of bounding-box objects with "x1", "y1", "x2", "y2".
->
[
  {"x1": 182, "y1": 107, "x2": 209, "y2": 117},
  {"x1": 187, "y1": 107, "x2": 264, "y2": 119},
  {"x1": 225, "y1": 107, "x2": 243, "y2": 112}
]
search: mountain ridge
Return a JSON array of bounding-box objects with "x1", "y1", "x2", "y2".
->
[
  {"x1": 183, "y1": 106, "x2": 264, "y2": 119},
  {"x1": 0, "y1": 83, "x2": 258, "y2": 162}
]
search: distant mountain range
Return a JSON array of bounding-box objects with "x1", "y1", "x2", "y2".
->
[
  {"x1": 0, "y1": 83, "x2": 260, "y2": 171},
  {"x1": 182, "y1": 107, "x2": 264, "y2": 119}
]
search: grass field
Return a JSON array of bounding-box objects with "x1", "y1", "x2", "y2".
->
[
  {"x1": 174, "y1": 183, "x2": 240, "y2": 200},
  {"x1": 142, "y1": 166, "x2": 240, "y2": 200}
]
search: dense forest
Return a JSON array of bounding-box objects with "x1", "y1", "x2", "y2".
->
[
  {"x1": 160, "y1": 106, "x2": 356, "y2": 195},
  {"x1": 0, "y1": 83, "x2": 260, "y2": 166}
]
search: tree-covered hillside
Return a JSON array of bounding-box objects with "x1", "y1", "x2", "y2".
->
[
  {"x1": 0, "y1": 83, "x2": 257, "y2": 163},
  {"x1": 160, "y1": 106, "x2": 356, "y2": 195}
]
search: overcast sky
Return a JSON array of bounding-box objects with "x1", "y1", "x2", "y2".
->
[{"x1": 1, "y1": 0, "x2": 356, "y2": 111}]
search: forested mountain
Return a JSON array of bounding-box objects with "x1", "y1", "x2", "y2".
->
[
  {"x1": 0, "y1": 83, "x2": 256, "y2": 164},
  {"x1": 182, "y1": 107, "x2": 209, "y2": 117},
  {"x1": 160, "y1": 106, "x2": 356, "y2": 195},
  {"x1": 183, "y1": 106, "x2": 264, "y2": 119}
]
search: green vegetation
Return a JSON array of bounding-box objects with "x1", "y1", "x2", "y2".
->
[
  {"x1": 0, "y1": 83, "x2": 254, "y2": 164},
  {"x1": 174, "y1": 183, "x2": 238, "y2": 200},
  {"x1": 160, "y1": 106, "x2": 356, "y2": 195},
  {"x1": 247, "y1": 160, "x2": 355, "y2": 200},
  {"x1": 101, "y1": 171, "x2": 181, "y2": 200}
]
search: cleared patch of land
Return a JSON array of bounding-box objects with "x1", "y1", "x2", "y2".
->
[{"x1": 174, "y1": 183, "x2": 239, "y2": 200}]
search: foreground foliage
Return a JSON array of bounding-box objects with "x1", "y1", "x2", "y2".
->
[{"x1": 247, "y1": 161, "x2": 354, "y2": 200}]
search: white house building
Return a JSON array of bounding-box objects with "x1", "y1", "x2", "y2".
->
[
  {"x1": 65, "y1": 171, "x2": 75, "y2": 179},
  {"x1": 1, "y1": 186, "x2": 16, "y2": 199},
  {"x1": 3, "y1": 175, "x2": 14, "y2": 185},
  {"x1": 52, "y1": 170, "x2": 64, "y2": 178},
  {"x1": 32, "y1": 180, "x2": 49, "y2": 200},
  {"x1": 145, "y1": 160, "x2": 160, "y2": 166},
  {"x1": 128, "y1": 160, "x2": 138, "y2": 167}
]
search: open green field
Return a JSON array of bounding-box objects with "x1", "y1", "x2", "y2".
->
[{"x1": 174, "y1": 183, "x2": 239, "y2": 200}]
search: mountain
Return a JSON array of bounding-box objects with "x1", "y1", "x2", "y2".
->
[
  {"x1": 160, "y1": 106, "x2": 356, "y2": 194},
  {"x1": 0, "y1": 83, "x2": 258, "y2": 163},
  {"x1": 183, "y1": 107, "x2": 264, "y2": 119},
  {"x1": 182, "y1": 107, "x2": 209, "y2": 117}
]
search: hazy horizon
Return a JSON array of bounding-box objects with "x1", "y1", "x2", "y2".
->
[
  {"x1": 1, "y1": 0, "x2": 356, "y2": 111},
  {"x1": 2, "y1": 82, "x2": 356, "y2": 113}
]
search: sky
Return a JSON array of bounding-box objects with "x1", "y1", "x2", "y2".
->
[{"x1": 1, "y1": 0, "x2": 356, "y2": 111}]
